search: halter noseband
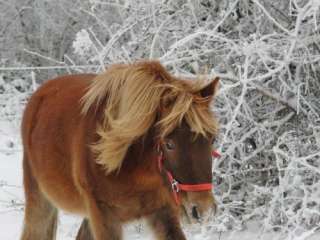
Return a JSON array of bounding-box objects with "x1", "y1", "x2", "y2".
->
[{"x1": 157, "y1": 146, "x2": 221, "y2": 204}]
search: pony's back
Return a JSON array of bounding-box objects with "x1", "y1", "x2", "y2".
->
[{"x1": 22, "y1": 73, "x2": 96, "y2": 149}]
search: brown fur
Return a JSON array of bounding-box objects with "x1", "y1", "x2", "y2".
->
[{"x1": 21, "y1": 61, "x2": 219, "y2": 240}]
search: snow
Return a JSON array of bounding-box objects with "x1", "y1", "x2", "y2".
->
[{"x1": 73, "y1": 29, "x2": 94, "y2": 57}]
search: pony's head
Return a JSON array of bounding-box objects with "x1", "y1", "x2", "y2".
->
[
  {"x1": 157, "y1": 76, "x2": 219, "y2": 222},
  {"x1": 81, "y1": 61, "x2": 219, "y2": 221}
]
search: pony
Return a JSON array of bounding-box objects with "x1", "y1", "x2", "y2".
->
[{"x1": 20, "y1": 60, "x2": 220, "y2": 240}]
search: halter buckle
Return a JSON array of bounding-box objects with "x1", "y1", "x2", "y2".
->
[{"x1": 171, "y1": 179, "x2": 179, "y2": 192}]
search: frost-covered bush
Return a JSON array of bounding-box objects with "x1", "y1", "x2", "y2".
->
[
  {"x1": 0, "y1": 71, "x2": 31, "y2": 122},
  {"x1": 1, "y1": 0, "x2": 320, "y2": 239}
]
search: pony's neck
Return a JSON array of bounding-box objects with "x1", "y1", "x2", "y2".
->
[{"x1": 122, "y1": 130, "x2": 158, "y2": 172}]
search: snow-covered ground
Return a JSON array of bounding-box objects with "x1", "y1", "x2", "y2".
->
[{"x1": 1, "y1": 119, "x2": 319, "y2": 240}]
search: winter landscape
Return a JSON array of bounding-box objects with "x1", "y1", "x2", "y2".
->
[{"x1": 1, "y1": 0, "x2": 320, "y2": 239}]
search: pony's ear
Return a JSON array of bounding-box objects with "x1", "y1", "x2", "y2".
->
[{"x1": 200, "y1": 77, "x2": 219, "y2": 99}]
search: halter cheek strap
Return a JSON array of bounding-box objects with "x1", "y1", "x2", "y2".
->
[{"x1": 157, "y1": 150, "x2": 220, "y2": 204}]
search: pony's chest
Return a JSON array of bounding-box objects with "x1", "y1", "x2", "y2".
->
[
  {"x1": 92, "y1": 166, "x2": 174, "y2": 221},
  {"x1": 111, "y1": 187, "x2": 171, "y2": 221},
  {"x1": 94, "y1": 175, "x2": 172, "y2": 221}
]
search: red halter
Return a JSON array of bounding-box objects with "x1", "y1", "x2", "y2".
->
[{"x1": 157, "y1": 149, "x2": 220, "y2": 204}]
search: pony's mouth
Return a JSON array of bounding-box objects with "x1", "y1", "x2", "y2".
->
[{"x1": 180, "y1": 194, "x2": 217, "y2": 224}]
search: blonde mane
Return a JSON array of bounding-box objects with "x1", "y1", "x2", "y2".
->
[{"x1": 81, "y1": 61, "x2": 218, "y2": 173}]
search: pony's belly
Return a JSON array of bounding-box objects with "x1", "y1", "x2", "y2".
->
[{"x1": 39, "y1": 178, "x2": 86, "y2": 215}]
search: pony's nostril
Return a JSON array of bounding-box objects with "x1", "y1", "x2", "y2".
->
[
  {"x1": 191, "y1": 206, "x2": 200, "y2": 220},
  {"x1": 213, "y1": 202, "x2": 217, "y2": 215}
]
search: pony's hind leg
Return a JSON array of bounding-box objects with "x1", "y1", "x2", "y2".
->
[
  {"x1": 21, "y1": 154, "x2": 58, "y2": 240},
  {"x1": 76, "y1": 219, "x2": 94, "y2": 240}
]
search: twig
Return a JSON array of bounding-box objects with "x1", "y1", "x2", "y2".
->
[
  {"x1": 0, "y1": 65, "x2": 100, "y2": 71},
  {"x1": 252, "y1": 0, "x2": 291, "y2": 34},
  {"x1": 250, "y1": 83, "x2": 297, "y2": 113}
]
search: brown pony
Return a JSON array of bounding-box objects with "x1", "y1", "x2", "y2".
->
[{"x1": 21, "y1": 61, "x2": 219, "y2": 240}]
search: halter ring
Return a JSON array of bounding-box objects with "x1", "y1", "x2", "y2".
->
[{"x1": 171, "y1": 179, "x2": 180, "y2": 192}]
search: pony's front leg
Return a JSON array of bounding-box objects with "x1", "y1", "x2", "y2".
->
[
  {"x1": 76, "y1": 219, "x2": 94, "y2": 240},
  {"x1": 84, "y1": 196, "x2": 123, "y2": 240},
  {"x1": 147, "y1": 206, "x2": 186, "y2": 240}
]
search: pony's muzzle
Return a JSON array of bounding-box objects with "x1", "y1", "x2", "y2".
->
[{"x1": 182, "y1": 191, "x2": 217, "y2": 223}]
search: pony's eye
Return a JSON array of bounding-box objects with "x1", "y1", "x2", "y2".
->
[
  {"x1": 165, "y1": 140, "x2": 175, "y2": 150},
  {"x1": 211, "y1": 138, "x2": 216, "y2": 144}
]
